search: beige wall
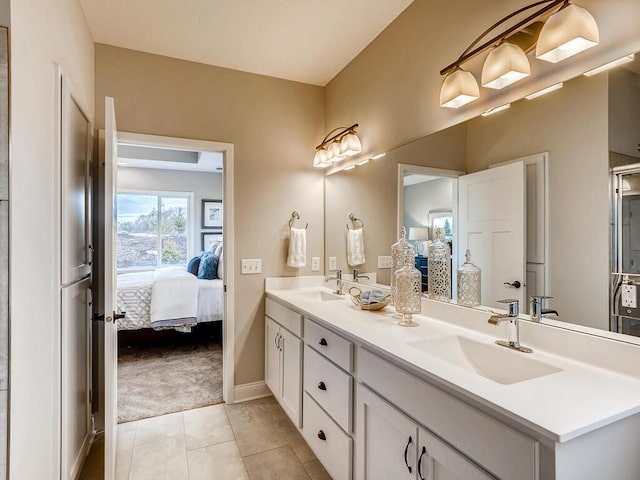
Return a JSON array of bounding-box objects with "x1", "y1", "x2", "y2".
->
[
  {"x1": 325, "y1": 0, "x2": 640, "y2": 158},
  {"x1": 118, "y1": 167, "x2": 223, "y2": 255},
  {"x1": 10, "y1": 0, "x2": 94, "y2": 477},
  {"x1": 609, "y1": 67, "x2": 640, "y2": 159},
  {"x1": 94, "y1": 44, "x2": 325, "y2": 386},
  {"x1": 466, "y1": 75, "x2": 610, "y2": 330},
  {"x1": 403, "y1": 177, "x2": 455, "y2": 229}
]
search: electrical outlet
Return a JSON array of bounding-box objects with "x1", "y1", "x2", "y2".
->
[
  {"x1": 241, "y1": 258, "x2": 262, "y2": 274},
  {"x1": 622, "y1": 284, "x2": 637, "y2": 308},
  {"x1": 328, "y1": 257, "x2": 337, "y2": 270},
  {"x1": 311, "y1": 257, "x2": 320, "y2": 272},
  {"x1": 378, "y1": 256, "x2": 393, "y2": 269}
]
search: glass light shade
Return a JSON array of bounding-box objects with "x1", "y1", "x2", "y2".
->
[
  {"x1": 536, "y1": 4, "x2": 599, "y2": 63},
  {"x1": 482, "y1": 42, "x2": 531, "y2": 89},
  {"x1": 313, "y1": 149, "x2": 331, "y2": 168},
  {"x1": 340, "y1": 132, "x2": 362, "y2": 157},
  {"x1": 440, "y1": 68, "x2": 480, "y2": 108},
  {"x1": 408, "y1": 227, "x2": 429, "y2": 241},
  {"x1": 327, "y1": 141, "x2": 345, "y2": 163}
]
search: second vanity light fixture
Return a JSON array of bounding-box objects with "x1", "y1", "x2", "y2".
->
[
  {"x1": 313, "y1": 124, "x2": 362, "y2": 168},
  {"x1": 439, "y1": 0, "x2": 599, "y2": 108}
]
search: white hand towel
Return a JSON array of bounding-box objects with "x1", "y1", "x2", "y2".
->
[
  {"x1": 287, "y1": 227, "x2": 307, "y2": 268},
  {"x1": 347, "y1": 227, "x2": 366, "y2": 266}
]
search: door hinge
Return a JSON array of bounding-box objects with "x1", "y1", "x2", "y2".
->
[
  {"x1": 224, "y1": 284, "x2": 227, "y2": 293},
  {"x1": 92, "y1": 313, "x2": 105, "y2": 322}
]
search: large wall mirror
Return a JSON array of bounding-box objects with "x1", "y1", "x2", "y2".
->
[{"x1": 325, "y1": 48, "x2": 640, "y2": 343}]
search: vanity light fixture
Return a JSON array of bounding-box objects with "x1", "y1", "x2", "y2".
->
[
  {"x1": 313, "y1": 124, "x2": 361, "y2": 168},
  {"x1": 371, "y1": 152, "x2": 386, "y2": 160},
  {"x1": 524, "y1": 82, "x2": 563, "y2": 99},
  {"x1": 583, "y1": 54, "x2": 635, "y2": 77},
  {"x1": 356, "y1": 158, "x2": 370, "y2": 166},
  {"x1": 481, "y1": 103, "x2": 511, "y2": 117},
  {"x1": 439, "y1": 0, "x2": 599, "y2": 108},
  {"x1": 343, "y1": 164, "x2": 356, "y2": 171}
]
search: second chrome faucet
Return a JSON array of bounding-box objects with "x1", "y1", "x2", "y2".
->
[{"x1": 488, "y1": 299, "x2": 533, "y2": 353}]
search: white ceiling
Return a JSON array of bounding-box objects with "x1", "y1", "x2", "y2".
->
[{"x1": 79, "y1": 0, "x2": 414, "y2": 86}]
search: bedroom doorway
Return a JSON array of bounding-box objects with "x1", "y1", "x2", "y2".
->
[{"x1": 99, "y1": 130, "x2": 235, "y2": 429}]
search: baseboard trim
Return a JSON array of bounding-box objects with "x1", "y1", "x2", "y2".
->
[
  {"x1": 233, "y1": 381, "x2": 271, "y2": 403},
  {"x1": 71, "y1": 431, "x2": 94, "y2": 480}
]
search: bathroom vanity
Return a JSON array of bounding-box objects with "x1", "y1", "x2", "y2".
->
[{"x1": 264, "y1": 277, "x2": 640, "y2": 480}]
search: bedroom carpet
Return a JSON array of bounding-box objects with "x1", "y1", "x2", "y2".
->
[{"x1": 117, "y1": 327, "x2": 223, "y2": 423}]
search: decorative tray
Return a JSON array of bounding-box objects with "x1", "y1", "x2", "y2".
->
[{"x1": 349, "y1": 286, "x2": 391, "y2": 311}]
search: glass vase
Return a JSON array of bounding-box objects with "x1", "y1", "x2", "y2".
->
[
  {"x1": 391, "y1": 226, "x2": 415, "y2": 305},
  {"x1": 427, "y1": 227, "x2": 451, "y2": 301},
  {"x1": 457, "y1": 249, "x2": 481, "y2": 306}
]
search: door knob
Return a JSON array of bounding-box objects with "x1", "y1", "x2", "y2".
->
[{"x1": 504, "y1": 281, "x2": 521, "y2": 289}]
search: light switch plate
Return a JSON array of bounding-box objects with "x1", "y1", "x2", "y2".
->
[
  {"x1": 378, "y1": 256, "x2": 393, "y2": 269},
  {"x1": 311, "y1": 257, "x2": 320, "y2": 271},
  {"x1": 241, "y1": 258, "x2": 262, "y2": 274},
  {"x1": 622, "y1": 284, "x2": 637, "y2": 308},
  {"x1": 328, "y1": 257, "x2": 337, "y2": 270}
]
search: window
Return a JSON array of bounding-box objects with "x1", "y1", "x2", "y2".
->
[{"x1": 117, "y1": 192, "x2": 192, "y2": 270}]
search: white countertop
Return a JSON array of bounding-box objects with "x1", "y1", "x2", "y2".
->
[{"x1": 265, "y1": 282, "x2": 640, "y2": 444}]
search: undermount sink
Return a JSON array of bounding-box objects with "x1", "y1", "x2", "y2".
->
[
  {"x1": 294, "y1": 289, "x2": 345, "y2": 302},
  {"x1": 407, "y1": 335, "x2": 562, "y2": 385}
]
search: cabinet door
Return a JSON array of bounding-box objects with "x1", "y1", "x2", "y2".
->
[
  {"x1": 417, "y1": 427, "x2": 495, "y2": 480},
  {"x1": 280, "y1": 327, "x2": 302, "y2": 427},
  {"x1": 265, "y1": 318, "x2": 281, "y2": 397},
  {"x1": 356, "y1": 384, "x2": 417, "y2": 480}
]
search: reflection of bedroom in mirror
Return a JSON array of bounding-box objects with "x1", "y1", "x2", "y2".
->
[{"x1": 115, "y1": 140, "x2": 225, "y2": 423}]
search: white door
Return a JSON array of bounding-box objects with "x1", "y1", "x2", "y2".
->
[
  {"x1": 417, "y1": 427, "x2": 494, "y2": 480},
  {"x1": 103, "y1": 97, "x2": 120, "y2": 480},
  {"x1": 356, "y1": 384, "x2": 418, "y2": 480},
  {"x1": 458, "y1": 162, "x2": 526, "y2": 309},
  {"x1": 264, "y1": 318, "x2": 280, "y2": 398},
  {"x1": 279, "y1": 328, "x2": 301, "y2": 427}
]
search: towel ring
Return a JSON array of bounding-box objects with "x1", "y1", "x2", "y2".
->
[
  {"x1": 289, "y1": 211, "x2": 308, "y2": 229},
  {"x1": 346, "y1": 213, "x2": 364, "y2": 230}
]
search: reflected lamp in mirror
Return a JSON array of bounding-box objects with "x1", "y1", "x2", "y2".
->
[
  {"x1": 408, "y1": 227, "x2": 430, "y2": 256},
  {"x1": 439, "y1": 0, "x2": 599, "y2": 108},
  {"x1": 313, "y1": 124, "x2": 362, "y2": 168}
]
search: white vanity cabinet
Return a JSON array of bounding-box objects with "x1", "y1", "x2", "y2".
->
[
  {"x1": 265, "y1": 298, "x2": 303, "y2": 427},
  {"x1": 356, "y1": 384, "x2": 494, "y2": 480}
]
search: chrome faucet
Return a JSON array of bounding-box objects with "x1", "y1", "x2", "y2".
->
[
  {"x1": 530, "y1": 295, "x2": 559, "y2": 322},
  {"x1": 325, "y1": 269, "x2": 344, "y2": 295},
  {"x1": 352, "y1": 269, "x2": 370, "y2": 283},
  {"x1": 488, "y1": 299, "x2": 532, "y2": 353}
]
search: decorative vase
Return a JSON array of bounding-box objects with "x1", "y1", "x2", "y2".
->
[
  {"x1": 457, "y1": 249, "x2": 481, "y2": 306},
  {"x1": 394, "y1": 264, "x2": 422, "y2": 327},
  {"x1": 427, "y1": 227, "x2": 451, "y2": 301},
  {"x1": 391, "y1": 226, "x2": 415, "y2": 305}
]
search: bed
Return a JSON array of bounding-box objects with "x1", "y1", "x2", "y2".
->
[{"x1": 116, "y1": 267, "x2": 224, "y2": 332}]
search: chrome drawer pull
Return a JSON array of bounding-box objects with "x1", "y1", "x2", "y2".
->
[
  {"x1": 317, "y1": 381, "x2": 327, "y2": 391},
  {"x1": 319, "y1": 338, "x2": 328, "y2": 346},
  {"x1": 317, "y1": 430, "x2": 327, "y2": 441}
]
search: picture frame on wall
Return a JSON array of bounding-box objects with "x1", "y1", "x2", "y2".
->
[
  {"x1": 202, "y1": 199, "x2": 223, "y2": 229},
  {"x1": 202, "y1": 231, "x2": 223, "y2": 251}
]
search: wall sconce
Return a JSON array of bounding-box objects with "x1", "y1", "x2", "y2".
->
[
  {"x1": 313, "y1": 124, "x2": 362, "y2": 168},
  {"x1": 439, "y1": 0, "x2": 599, "y2": 108}
]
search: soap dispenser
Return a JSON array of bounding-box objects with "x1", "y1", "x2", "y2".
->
[{"x1": 457, "y1": 249, "x2": 481, "y2": 306}]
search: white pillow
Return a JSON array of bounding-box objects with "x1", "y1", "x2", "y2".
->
[{"x1": 217, "y1": 250, "x2": 224, "y2": 280}]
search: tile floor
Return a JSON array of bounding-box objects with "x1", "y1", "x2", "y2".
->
[{"x1": 80, "y1": 396, "x2": 331, "y2": 480}]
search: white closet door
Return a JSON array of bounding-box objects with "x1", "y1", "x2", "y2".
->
[
  {"x1": 103, "y1": 97, "x2": 120, "y2": 480},
  {"x1": 458, "y1": 162, "x2": 526, "y2": 309}
]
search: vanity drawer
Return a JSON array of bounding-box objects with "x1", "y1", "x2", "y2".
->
[
  {"x1": 302, "y1": 392, "x2": 352, "y2": 480},
  {"x1": 266, "y1": 297, "x2": 302, "y2": 337},
  {"x1": 305, "y1": 318, "x2": 353, "y2": 372},
  {"x1": 304, "y1": 345, "x2": 353, "y2": 433},
  {"x1": 358, "y1": 347, "x2": 539, "y2": 480}
]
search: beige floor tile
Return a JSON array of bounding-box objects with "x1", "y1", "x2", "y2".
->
[
  {"x1": 129, "y1": 435, "x2": 189, "y2": 480},
  {"x1": 116, "y1": 429, "x2": 136, "y2": 480},
  {"x1": 187, "y1": 440, "x2": 249, "y2": 480},
  {"x1": 280, "y1": 422, "x2": 316, "y2": 464},
  {"x1": 134, "y1": 411, "x2": 184, "y2": 446},
  {"x1": 118, "y1": 421, "x2": 138, "y2": 434},
  {"x1": 224, "y1": 399, "x2": 273, "y2": 428},
  {"x1": 243, "y1": 445, "x2": 310, "y2": 480},
  {"x1": 303, "y1": 460, "x2": 332, "y2": 480},
  {"x1": 225, "y1": 400, "x2": 287, "y2": 456},
  {"x1": 183, "y1": 404, "x2": 235, "y2": 451}
]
